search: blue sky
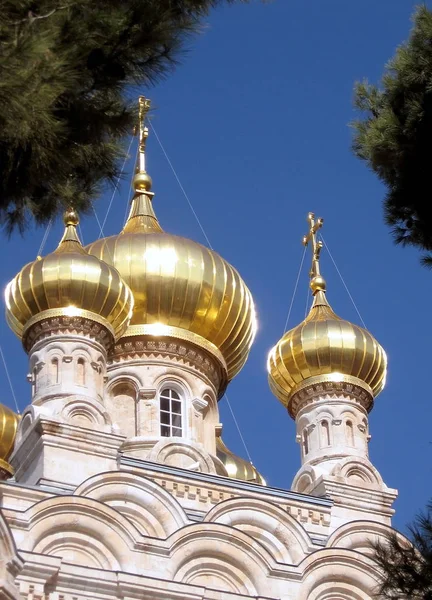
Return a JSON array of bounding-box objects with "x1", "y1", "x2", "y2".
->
[{"x1": 1, "y1": 0, "x2": 430, "y2": 533}]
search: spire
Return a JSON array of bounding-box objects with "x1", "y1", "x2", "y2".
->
[
  {"x1": 123, "y1": 96, "x2": 162, "y2": 234},
  {"x1": 302, "y1": 212, "x2": 328, "y2": 308},
  {"x1": 56, "y1": 208, "x2": 86, "y2": 254}
]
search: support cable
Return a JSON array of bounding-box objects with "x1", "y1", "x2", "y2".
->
[
  {"x1": 150, "y1": 121, "x2": 254, "y2": 463},
  {"x1": 100, "y1": 135, "x2": 134, "y2": 237},
  {"x1": 37, "y1": 218, "x2": 53, "y2": 256},
  {"x1": 282, "y1": 245, "x2": 307, "y2": 333},
  {"x1": 0, "y1": 342, "x2": 20, "y2": 414},
  {"x1": 320, "y1": 234, "x2": 367, "y2": 329},
  {"x1": 149, "y1": 121, "x2": 213, "y2": 249},
  {"x1": 223, "y1": 393, "x2": 254, "y2": 465}
]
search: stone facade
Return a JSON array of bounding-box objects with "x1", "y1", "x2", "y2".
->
[{"x1": 0, "y1": 326, "x2": 401, "y2": 600}]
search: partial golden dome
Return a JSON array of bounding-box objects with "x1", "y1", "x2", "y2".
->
[
  {"x1": 268, "y1": 213, "x2": 387, "y2": 416},
  {"x1": 216, "y1": 429, "x2": 265, "y2": 485},
  {"x1": 5, "y1": 211, "x2": 134, "y2": 347},
  {"x1": 0, "y1": 404, "x2": 20, "y2": 478},
  {"x1": 87, "y1": 97, "x2": 256, "y2": 383}
]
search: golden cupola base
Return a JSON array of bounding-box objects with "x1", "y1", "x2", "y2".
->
[
  {"x1": 5, "y1": 210, "x2": 134, "y2": 352},
  {"x1": 215, "y1": 425, "x2": 265, "y2": 485},
  {"x1": 0, "y1": 404, "x2": 19, "y2": 479},
  {"x1": 87, "y1": 98, "x2": 256, "y2": 394},
  {"x1": 268, "y1": 213, "x2": 387, "y2": 418}
]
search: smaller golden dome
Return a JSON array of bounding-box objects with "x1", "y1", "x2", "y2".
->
[
  {"x1": 268, "y1": 213, "x2": 387, "y2": 416},
  {"x1": 5, "y1": 210, "x2": 134, "y2": 347},
  {"x1": 0, "y1": 404, "x2": 19, "y2": 478},
  {"x1": 216, "y1": 427, "x2": 265, "y2": 485}
]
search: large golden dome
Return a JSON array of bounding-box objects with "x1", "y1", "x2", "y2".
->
[
  {"x1": 268, "y1": 213, "x2": 387, "y2": 416},
  {"x1": 5, "y1": 210, "x2": 134, "y2": 347},
  {"x1": 87, "y1": 100, "x2": 256, "y2": 383},
  {"x1": 0, "y1": 404, "x2": 19, "y2": 478}
]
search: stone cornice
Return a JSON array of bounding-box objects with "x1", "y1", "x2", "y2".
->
[
  {"x1": 289, "y1": 377, "x2": 374, "y2": 418},
  {"x1": 24, "y1": 316, "x2": 113, "y2": 353},
  {"x1": 109, "y1": 336, "x2": 227, "y2": 397}
]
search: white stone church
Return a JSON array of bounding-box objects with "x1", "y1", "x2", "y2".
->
[{"x1": 0, "y1": 98, "x2": 399, "y2": 600}]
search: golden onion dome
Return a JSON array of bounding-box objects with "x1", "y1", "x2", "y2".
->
[
  {"x1": 5, "y1": 210, "x2": 134, "y2": 347},
  {"x1": 268, "y1": 213, "x2": 387, "y2": 416},
  {"x1": 87, "y1": 97, "x2": 256, "y2": 383},
  {"x1": 0, "y1": 404, "x2": 20, "y2": 478},
  {"x1": 216, "y1": 428, "x2": 265, "y2": 485}
]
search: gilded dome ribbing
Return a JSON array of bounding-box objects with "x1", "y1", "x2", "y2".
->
[
  {"x1": 216, "y1": 427, "x2": 265, "y2": 485},
  {"x1": 5, "y1": 211, "x2": 134, "y2": 347},
  {"x1": 87, "y1": 98, "x2": 256, "y2": 384},
  {"x1": 267, "y1": 213, "x2": 387, "y2": 416}
]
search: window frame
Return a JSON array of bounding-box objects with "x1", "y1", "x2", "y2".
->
[{"x1": 159, "y1": 387, "x2": 184, "y2": 438}]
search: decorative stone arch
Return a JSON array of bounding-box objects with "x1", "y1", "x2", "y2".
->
[
  {"x1": 298, "y1": 548, "x2": 381, "y2": 600},
  {"x1": 291, "y1": 463, "x2": 321, "y2": 494},
  {"x1": 106, "y1": 375, "x2": 140, "y2": 438},
  {"x1": 168, "y1": 523, "x2": 274, "y2": 596},
  {"x1": 331, "y1": 457, "x2": 384, "y2": 487},
  {"x1": 61, "y1": 397, "x2": 112, "y2": 431},
  {"x1": 0, "y1": 510, "x2": 23, "y2": 600},
  {"x1": 327, "y1": 520, "x2": 407, "y2": 557},
  {"x1": 147, "y1": 438, "x2": 217, "y2": 473},
  {"x1": 75, "y1": 470, "x2": 189, "y2": 537},
  {"x1": 204, "y1": 496, "x2": 313, "y2": 564},
  {"x1": 14, "y1": 405, "x2": 52, "y2": 445},
  {"x1": 106, "y1": 373, "x2": 141, "y2": 397},
  {"x1": 15, "y1": 496, "x2": 138, "y2": 572},
  {"x1": 154, "y1": 373, "x2": 193, "y2": 401},
  {"x1": 69, "y1": 344, "x2": 94, "y2": 360}
]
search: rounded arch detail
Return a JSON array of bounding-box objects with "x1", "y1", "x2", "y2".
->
[
  {"x1": 167, "y1": 522, "x2": 274, "y2": 596},
  {"x1": 204, "y1": 496, "x2": 313, "y2": 564},
  {"x1": 75, "y1": 471, "x2": 189, "y2": 537},
  {"x1": 16, "y1": 496, "x2": 138, "y2": 571}
]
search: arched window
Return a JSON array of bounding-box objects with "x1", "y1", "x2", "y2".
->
[
  {"x1": 321, "y1": 420, "x2": 330, "y2": 446},
  {"x1": 346, "y1": 420, "x2": 354, "y2": 446},
  {"x1": 160, "y1": 388, "x2": 183, "y2": 437},
  {"x1": 76, "y1": 358, "x2": 86, "y2": 386},
  {"x1": 302, "y1": 429, "x2": 309, "y2": 455},
  {"x1": 50, "y1": 358, "x2": 59, "y2": 384}
]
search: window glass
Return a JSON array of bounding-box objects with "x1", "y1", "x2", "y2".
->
[{"x1": 159, "y1": 388, "x2": 183, "y2": 437}]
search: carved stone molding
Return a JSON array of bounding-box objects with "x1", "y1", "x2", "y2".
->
[
  {"x1": 138, "y1": 388, "x2": 157, "y2": 401},
  {"x1": 109, "y1": 336, "x2": 227, "y2": 395},
  {"x1": 290, "y1": 380, "x2": 373, "y2": 418},
  {"x1": 24, "y1": 316, "x2": 113, "y2": 353},
  {"x1": 192, "y1": 396, "x2": 209, "y2": 413}
]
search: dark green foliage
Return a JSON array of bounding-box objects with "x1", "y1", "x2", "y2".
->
[
  {"x1": 373, "y1": 502, "x2": 432, "y2": 599},
  {"x1": 0, "y1": 0, "x2": 242, "y2": 232},
  {"x1": 352, "y1": 6, "x2": 432, "y2": 267}
]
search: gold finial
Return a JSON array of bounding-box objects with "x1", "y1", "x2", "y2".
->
[
  {"x1": 63, "y1": 207, "x2": 79, "y2": 227},
  {"x1": 133, "y1": 96, "x2": 152, "y2": 193},
  {"x1": 303, "y1": 212, "x2": 326, "y2": 295}
]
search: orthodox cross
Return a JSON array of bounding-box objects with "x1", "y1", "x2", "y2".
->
[
  {"x1": 303, "y1": 212, "x2": 324, "y2": 279},
  {"x1": 135, "y1": 96, "x2": 151, "y2": 173}
]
